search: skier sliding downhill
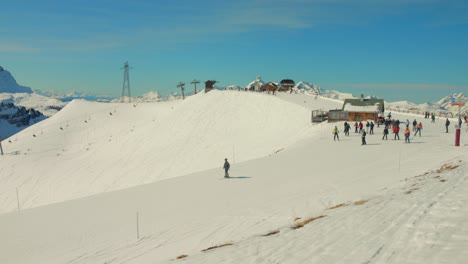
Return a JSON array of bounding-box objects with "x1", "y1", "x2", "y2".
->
[{"x1": 223, "y1": 158, "x2": 230, "y2": 178}]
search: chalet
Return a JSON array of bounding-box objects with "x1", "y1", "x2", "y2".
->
[
  {"x1": 260, "y1": 82, "x2": 278, "y2": 92},
  {"x1": 328, "y1": 98, "x2": 385, "y2": 122},
  {"x1": 279, "y1": 79, "x2": 295, "y2": 91}
]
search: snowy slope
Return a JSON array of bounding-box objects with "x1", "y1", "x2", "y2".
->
[
  {"x1": 0, "y1": 90, "x2": 467, "y2": 264},
  {"x1": 0, "y1": 90, "x2": 314, "y2": 213}
]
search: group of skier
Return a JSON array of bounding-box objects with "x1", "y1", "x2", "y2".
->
[
  {"x1": 331, "y1": 114, "x2": 464, "y2": 146},
  {"x1": 224, "y1": 113, "x2": 467, "y2": 178}
]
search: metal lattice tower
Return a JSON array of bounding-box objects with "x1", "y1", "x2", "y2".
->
[
  {"x1": 177, "y1": 81, "x2": 186, "y2": 100},
  {"x1": 121, "y1": 62, "x2": 131, "y2": 103},
  {"x1": 191, "y1": 79, "x2": 200, "y2": 94}
]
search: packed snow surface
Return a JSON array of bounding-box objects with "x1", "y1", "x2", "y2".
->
[{"x1": 0, "y1": 91, "x2": 467, "y2": 264}]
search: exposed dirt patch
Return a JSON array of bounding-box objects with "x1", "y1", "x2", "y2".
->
[
  {"x1": 201, "y1": 243, "x2": 234, "y2": 252},
  {"x1": 262, "y1": 230, "x2": 280, "y2": 237},
  {"x1": 405, "y1": 188, "x2": 419, "y2": 194},
  {"x1": 291, "y1": 215, "x2": 326, "y2": 230},
  {"x1": 328, "y1": 200, "x2": 369, "y2": 210},
  {"x1": 327, "y1": 203, "x2": 349, "y2": 210},
  {"x1": 353, "y1": 200, "x2": 368, "y2": 206},
  {"x1": 436, "y1": 164, "x2": 459, "y2": 173}
]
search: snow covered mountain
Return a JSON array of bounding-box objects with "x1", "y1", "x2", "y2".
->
[
  {"x1": 111, "y1": 91, "x2": 162, "y2": 103},
  {"x1": 0, "y1": 93, "x2": 66, "y2": 117},
  {"x1": 0, "y1": 90, "x2": 468, "y2": 264},
  {"x1": 245, "y1": 76, "x2": 265, "y2": 90},
  {"x1": 0, "y1": 98, "x2": 47, "y2": 139},
  {"x1": 386, "y1": 93, "x2": 467, "y2": 117},
  {"x1": 436, "y1": 93, "x2": 467, "y2": 115},
  {"x1": 0, "y1": 66, "x2": 33, "y2": 93},
  {"x1": 0, "y1": 67, "x2": 68, "y2": 138},
  {"x1": 0, "y1": 90, "x2": 467, "y2": 264},
  {"x1": 34, "y1": 89, "x2": 116, "y2": 102},
  {"x1": 293, "y1": 81, "x2": 321, "y2": 94}
]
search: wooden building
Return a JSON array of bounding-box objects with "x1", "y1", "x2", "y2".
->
[
  {"x1": 328, "y1": 98, "x2": 385, "y2": 122},
  {"x1": 260, "y1": 82, "x2": 278, "y2": 92},
  {"x1": 279, "y1": 79, "x2": 295, "y2": 91},
  {"x1": 204, "y1": 80, "x2": 217, "y2": 93}
]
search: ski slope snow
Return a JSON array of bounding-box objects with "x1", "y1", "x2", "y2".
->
[{"x1": 0, "y1": 90, "x2": 467, "y2": 264}]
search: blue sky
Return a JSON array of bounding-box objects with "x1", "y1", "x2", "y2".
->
[{"x1": 1, "y1": 0, "x2": 468, "y2": 103}]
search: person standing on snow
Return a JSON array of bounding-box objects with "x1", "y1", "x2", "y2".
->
[
  {"x1": 359, "y1": 122, "x2": 364, "y2": 134},
  {"x1": 445, "y1": 118, "x2": 450, "y2": 133},
  {"x1": 404, "y1": 127, "x2": 411, "y2": 143},
  {"x1": 393, "y1": 125, "x2": 400, "y2": 140},
  {"x1": 354, "y1": 122, "x2": 359, "y2": 133},
  {"x1": 414, "y1": 122, "x2": 423, "y2": 136},
  {"x1": 361, "y1": 130, "x2": 367, "y2": 145},
  {"x1": 382, "y1": 126, "x2": 389, "y2": 140},
  {"x1": 370, "y1": 121, "x2": 375, "y2": 134},
  {"x1": 223, "y1": 158, "x2": 230, "y2": 178},
  {"x1": 333, "y1": 126, "x2": 340, "y2": 141},
  {"x1": 412, "y1": 119, "x2": 417, "y2": 131}
]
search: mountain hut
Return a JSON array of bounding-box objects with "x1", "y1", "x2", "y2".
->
[
  {"x1": 279, "y1": 79, "x2": 295, "y2": 92},
  {"x1": 328, "y1": 98, "x2": 385, "y2": 122}
]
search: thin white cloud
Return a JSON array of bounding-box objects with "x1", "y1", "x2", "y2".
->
[
  {"x1": 323, "y1": 82, "x2": 468, "y2": 91},
  {"x1": 3, "y1": 0, "x2": 466, "y2": 52},
  {"x1": 0, "y1": 44, "x2": 39, "y2": 52}
]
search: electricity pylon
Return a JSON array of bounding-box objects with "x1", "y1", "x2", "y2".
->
[{"x1": 121, "y1": 62, "x2": 131, "y2": 103}]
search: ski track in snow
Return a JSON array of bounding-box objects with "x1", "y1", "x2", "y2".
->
[{"x1": 179, "y1": 160, "x2": 468, "y2": 264}]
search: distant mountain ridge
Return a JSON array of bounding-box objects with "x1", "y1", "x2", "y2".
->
[{"x1": 0, "y1": 66, "x2": 33, "y2": 93}]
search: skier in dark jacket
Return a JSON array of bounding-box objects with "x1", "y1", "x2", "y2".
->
[
  {"x1": 382, "y1": 126, "x2": 389, "y2": 140},
  {"x1": 361, "y1": 130, "x2": 367, "y2": 145},
  {"x1": 223, "y1": 158, "x2": 230, "y2": 178},
  {"x1": 445, "y1": 118, "x2": 450, "y2": 133}
]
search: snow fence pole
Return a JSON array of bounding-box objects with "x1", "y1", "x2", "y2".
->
[
  {"x1": 0, "y1": 137, "x2": 4, "y2": 155},
  {"x1": 16, "y1": 187, "x2": 20, "y2": 211},
  {"x1": 136, "y1": 212, "x2": 140, "y2": 240}
]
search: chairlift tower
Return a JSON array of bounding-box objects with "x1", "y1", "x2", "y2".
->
[
  {"x1": 121, "y1": 62, "x2": 131, "y2": 103},
  {"x1": 177, "y1": 81, "x2": 186, "y2": 100},
  {"x1": 191, "y1": 79, "x2": 200, "y2": 94}
]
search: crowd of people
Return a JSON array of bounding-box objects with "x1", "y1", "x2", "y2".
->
[{"x1": 332, "y1": 113, "x2": 468, "y2": 145}]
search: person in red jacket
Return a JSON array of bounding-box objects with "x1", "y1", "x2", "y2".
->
[
  {"x1": 414, "y1": 122, "x2": 423, "y2": 136},
  {"x1": 393, "y1": 125, "x2": 400, "y2": 140}
]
